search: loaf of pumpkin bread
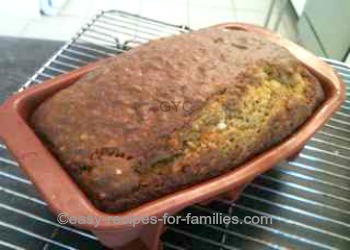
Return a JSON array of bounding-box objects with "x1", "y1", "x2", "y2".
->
[{"x1": 31, "y1": 27, "x2": 324, "y2": 213}]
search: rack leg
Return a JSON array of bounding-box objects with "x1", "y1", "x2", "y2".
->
[{"x1": 93, "y1": 221, "x2": 165, "y2": 250}]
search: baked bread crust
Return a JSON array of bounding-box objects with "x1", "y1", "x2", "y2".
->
[{"x1": 31, "y1": 27, "x2": 324, "y2": 213}]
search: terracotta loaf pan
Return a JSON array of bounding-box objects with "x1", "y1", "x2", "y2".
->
[{"x1": 0, "y1": 23, "x2": 346, "y2": 249}]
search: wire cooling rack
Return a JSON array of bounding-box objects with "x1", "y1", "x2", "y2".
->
[{"x1": 1, "y1": 10, "x2": 350, "y2": 250}]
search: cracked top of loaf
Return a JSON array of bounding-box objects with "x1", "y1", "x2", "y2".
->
[{"x1": 31, "y1": 27, "x2": 324, "y2": 213}]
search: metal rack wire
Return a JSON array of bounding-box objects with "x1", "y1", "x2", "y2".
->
[{"x1": 1, "y1": 10, "x2": 349, "y2": 250}]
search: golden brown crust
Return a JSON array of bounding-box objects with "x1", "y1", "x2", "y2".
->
[{"x1": 31, "y1": 27, "x2": 324, "y2": 213}]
